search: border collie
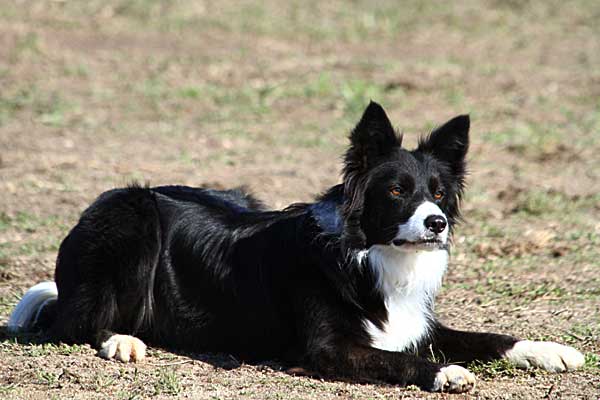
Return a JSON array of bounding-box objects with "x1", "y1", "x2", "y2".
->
[{"x1": 9, "y1": 102, "x2": 584, "y2": 393}]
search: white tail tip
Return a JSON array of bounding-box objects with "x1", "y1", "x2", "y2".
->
[{"x1": 8, "y1": 281, "x2": 58, "y2": 333}]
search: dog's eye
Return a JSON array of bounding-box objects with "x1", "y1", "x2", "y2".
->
[
  {"x1": 433, "y1": 190, "x2": 444, "y2": 200},
  {"x1": 390, "y1": 188, "x2": 402, "y2": 197}
]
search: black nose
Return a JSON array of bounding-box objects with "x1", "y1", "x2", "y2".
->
[{"x1": 424, "y1": 215, "x2": 447, "y2": 234}]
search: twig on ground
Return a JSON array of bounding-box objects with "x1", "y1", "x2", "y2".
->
[{"x1": 148, "y1": 359, "x2": 195, "y2": 367}]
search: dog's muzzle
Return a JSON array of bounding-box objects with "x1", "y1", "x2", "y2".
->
[{"x1": 391, "y1": 202, "x2": 449, "y2": 249}]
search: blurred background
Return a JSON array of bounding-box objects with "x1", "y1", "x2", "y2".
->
[{"x1": 0, "y1": 1, "x2": 599, "y2": 398}]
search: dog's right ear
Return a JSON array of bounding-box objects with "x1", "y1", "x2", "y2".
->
[{"x1": 341, "y1": 102, "x2": 400, "y2": 253}]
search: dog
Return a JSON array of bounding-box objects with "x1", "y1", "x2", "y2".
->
[{"x1": 8, "y1": 102, "x2": 584, "y2": 393}]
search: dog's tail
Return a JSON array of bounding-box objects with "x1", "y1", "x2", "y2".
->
[{"x1": 8, "y1": 281, "x2": 58, "y2": 333}]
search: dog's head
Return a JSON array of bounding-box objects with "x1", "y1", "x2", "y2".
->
[{"x1": 341, "y1": 102, "x2": 469, "y2": 253}]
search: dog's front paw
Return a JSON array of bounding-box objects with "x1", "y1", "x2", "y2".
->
[
  {"x1": 504, "y1": 340, "x2": 584, "y2": 372},
  {"x1": 432, "y1": 365, "x2": 476, "y2": 393},
  {"x1": 98, "y1": 334, "x2": 146, "y2": 363}
]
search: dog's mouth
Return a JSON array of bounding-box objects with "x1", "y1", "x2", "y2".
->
[{"x1": 391, "y1": 238, "x2": 445, "y2": 249}]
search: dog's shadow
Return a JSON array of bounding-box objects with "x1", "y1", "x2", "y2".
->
[
  {"x1": 159, "y1": 347, "x2": 285, "y2": 372},
  {"x1": 0, "y1": 325, "x2": 286, "y2": 372}
]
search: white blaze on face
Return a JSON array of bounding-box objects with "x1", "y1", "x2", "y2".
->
[{"x1": 395, "y1": 201, "x2": 448, "y2": 244}]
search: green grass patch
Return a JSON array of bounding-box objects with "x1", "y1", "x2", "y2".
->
[
  {"x1": 22, "y1": 342, "x2": 88, "y2": 357},
  {"x1": 1, "y1": 211, "x2": 67, "y2": 236},
  {"x1": 9, "y1": 32, "x2": 42, "y2": 63},
  {"x1": 0, "y1": 212, "x2": 10, "y2": 232},
  {"x1": 154, "y1": 368, "x2": 182, "y2": 396},
  {"x1": 94, "y1": 372, "x2": 117, "y2": 392},
  {"x1": 512, "y1": 190, "x2": 565, "y2": 216},
  {"x1": 0, "y1": 383, "x2": 17, "y2": 395},
  {"x1": 0, "y1": 294, "x2": 17, "y2": 316},
  {"x1": 63, "y1": 63, "x2": 90, "y2": 78},
  {"x1": 512, "y1": 190, "x2": 600, "y2": 217},
  {"x1": 474, "y1": 278, "x2": 568, "y2": 304},
  {"x1": 133, "y1": 73, "x2": 400, "y2": 127},
  {"x1": 12, "y1": 211, "x2": 54, "y2": 233},
  {"x1": 176, "y1": 86, "x2": 202, "y2": 99},
  {"x1": 340, "y1": 80, "x2": 386, "y2": 116},
  {"x1": 302, "y1": 73, "x2": 336, "y2": 99},
  {"x1": 584, "y1": 352, "x2": 600, "y2": 371},
  {"x1": 0, "y1": 86, "x2": 75, "y2": 127},
  {"x1": 0, "y1": 88, "x2": 36, "y2": 126},
  {"x1": 561, "y1": 323, "x2": 599, "y2": 346},
  {"x1": 36, "y1": 370, "x2": 60, "y2": 387},
  {"x1": 468, "y1": 358, "x2": 519, "y2": 379},
  {"x1": 444, "y1": 87, "x2": 466, "y2": 107},
  {"x1": 481, "y1": 120, "x2": 566, "y2": 158},
  {"x1": 34, "y1": 93, "x2": 73, "y2": 128}
]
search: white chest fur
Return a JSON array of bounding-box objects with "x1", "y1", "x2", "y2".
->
[{"x1": 362, "y1": 246, "x2": 448, "y2": 352}]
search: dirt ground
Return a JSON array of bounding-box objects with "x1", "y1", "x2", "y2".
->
[{"x1": 1, "y1": 1, "x2": 599, "y2": 399}]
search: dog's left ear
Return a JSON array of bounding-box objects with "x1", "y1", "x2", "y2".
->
[{"x1": 418, "y1": 115, "x2": 469, "y2": 177}]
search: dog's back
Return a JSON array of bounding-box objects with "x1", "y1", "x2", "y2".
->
[{"x1": 44, "y1": 184, "x2": 312, "y2": 359}]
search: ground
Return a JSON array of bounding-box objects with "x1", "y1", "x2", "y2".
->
[{"x1": 0, "y1": 1, "x2": 599, "y2": 399}]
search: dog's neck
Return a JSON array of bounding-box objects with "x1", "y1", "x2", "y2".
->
[
  {"x1": 366, "y1": 245, "x2": 448, "y2": 298},
  {"x1": 361, "y1": 245, "x2": 448, "y2": 352}
]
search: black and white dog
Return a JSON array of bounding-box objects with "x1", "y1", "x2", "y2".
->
[{"x1": 9, "y1": 102, "x2": 584, "y2": 393}]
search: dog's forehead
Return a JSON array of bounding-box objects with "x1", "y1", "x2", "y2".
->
[{"x1": 375, "y1": 149, "x2": 438, "y2": 179}]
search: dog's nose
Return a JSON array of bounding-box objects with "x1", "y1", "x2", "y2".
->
[{"x1": 424, "y1": 215, "x2": 447, "y2": 234}]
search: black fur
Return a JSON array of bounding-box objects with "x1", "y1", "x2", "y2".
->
[{"x1": 28, "y1": 102, "x2": 518, "y2": 391}]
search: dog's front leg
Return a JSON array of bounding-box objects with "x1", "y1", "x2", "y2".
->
[
  {"x1": 429, "y1": 323, "x2": 585, "y2": 372},
  {"x1": 307, "y1": 344, "x2": 475, "y2": 393}
]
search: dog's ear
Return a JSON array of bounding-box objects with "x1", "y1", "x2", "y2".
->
[
  {"x1": 418, "y1": 114, "x2": 469, "y2": 178},
  {"x1": 341, "y1": 102, "x2": 400, "y2": 253},
  {"x1": 344, "y1": 101, "x2": 401, "y2": 174}
]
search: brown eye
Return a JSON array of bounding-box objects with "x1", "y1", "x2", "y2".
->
[
  {"x1": 390, "y1": 188, "x2": 401, "y2": 197},
  {"x1": 434, "y1": 190, "x2": 444, "y2": 200}
]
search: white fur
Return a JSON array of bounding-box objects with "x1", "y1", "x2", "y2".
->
[
  {"x1": 8, "y1": 281, "x2": 58, "y2": 332},
  {"x1": 363, "y1": 245, "x2": 448, "y2": 352},
  {"x1": 99, "y1": 334, "x2": 147, "y2": 363},
  {"x1": 395, "y1": 201, "x2": 448, "y2": 244},
  {"x1": 433, "y1": 365, "x2": 476, "y2": 393},
  {"x1": 504, "y1": 340, "x2": 585, "y2": 372},
  {"x1": 356, "y1": 249, "x2": 369, "y2": 265}
]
